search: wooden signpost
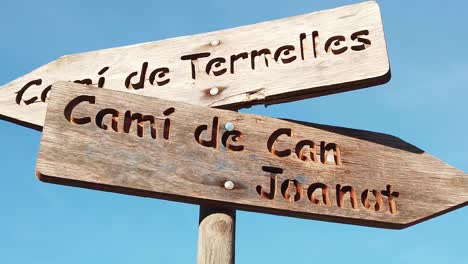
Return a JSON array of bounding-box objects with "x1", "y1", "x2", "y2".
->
[
  {"x1": 1, "y1": 1, "x2": 466, "y2": 264},
  {"x1": 0, "y1": 1, "x2": 389, "y2": 130},
  {"x1": 37, "y1": 82, "x2": 467, "y2": 229}
]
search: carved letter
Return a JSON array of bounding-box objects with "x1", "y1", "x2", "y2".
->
[
  {"x1": 221, "y1": 130, "x2": 244, "y2": 151},
  {"x1": 381, "y1": 185, "x2": 399, "y2": 215},
  {"x1": 295, "y1": 140, "x2": 317, "y2": 162},
  {"x1": 149, "y1": 67, "x2": 170, "y2": 86},
  {"x1": 267, "y1": 128, "x2": 292, "y2": 157},
  {"x1": 336, "y1": 184, "x2": 358, "y2": 209},
  {"x1": 163, "y1": 107, "x2": 175, "y2": 140},
  {"x1": 194, "y1": 117, "x2": 219, "y2": 148},
  {"x1": 63, "y1": 95, "x2": 96, "y2": 125},
  {"x1": 250, "y1": 49, "x2": 271, "y2": 70},
  {"x1": 325, "y1": 36, "x2": 348, "y2": 55},
  {"x1": 125, "y1": 62, "x2": 148, "y2": 90},
  {"x1": 281, "y1": 179, "x2": 304, "y2": 202},
  {"x1": 256, "y1": 166, "x2": 282, "y2": 200},
  {"x1": 308, "y1": 183, "x2": 331, "y2": 206},
  {"x1": 96, "y1": 108, "x2": 120, "y2": 132},
  {"x1": 40, "y1": 85, "x2": 52, "y2": 102},
  {"x1": 181, "y1": 52, "x2": 211, "y2": 79},
  {"x1": 299, "y1": 33, "x2": 306, "y2": 60},
  {"x1": 16, "y1": 79, "x2": 42, "y2": 105},
  {"x1": 321, "y1": 142, "x2": 342, "y2": 165},
  {"x1": 351, "y1": 30, "x2": 371, "y2": 51},
  {"x1": 312, "y1": 31, "x2": 319, "y2": 58},
  {"x1": 206, "y1": 57, "x2": 227, "y2": 77},
  {"x1": 230, "y1": 52, "x2": 248, "y2": 74},
  {"x1": 123, "y1": 111, "x2": 157, "y2": 138},
  {"x1": 73, "y1": 79, "x2": 92, "y2": 85},
  {"x1": 361, "y1": 189, "x2": 383, "y2": 212},
  {"x1": 97, "y1": 66, "x2": 110, "y2": 88},
  {"x1": 274, "y1": 45, "x2": 297, "y2": 64}
]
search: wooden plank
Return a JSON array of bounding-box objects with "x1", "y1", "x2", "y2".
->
[
  {"x1": 198, "y1": 206, "x2": 235, "y2": 264},
  {"x1": 1, "y1": 1, "x2": 389, "y2": 130},
  {"x1": 36, "y1": 82, "x2": 467, "y2": 229}
]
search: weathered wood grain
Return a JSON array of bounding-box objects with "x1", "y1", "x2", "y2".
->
[
  {"x1": 36, "y1": 82, "x2": 467, "y2": 229},
  {"x1": 1, "y1": 1, "x2": 389, "y2": 130},
  {"x1": 198, "y1": 206, "x2": 235, "y2": 264}
]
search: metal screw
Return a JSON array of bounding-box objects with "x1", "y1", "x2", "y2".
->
[
  {"x1": 209, "y1": 87, "x2": 219, "y2": 96},
  {"x1": 224, "y1": 181, "x2": 234, "y2": 190},
  {"x1": 225, "y1": 122, "x2": 234, "y2": 131},
  {"x1": 210, "y1": 39, "x2": 220, "y2": 46}
]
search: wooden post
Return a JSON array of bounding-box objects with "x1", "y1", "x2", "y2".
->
[{"x1": 197, "y1": 206, "x2": 236, "y2": 264}]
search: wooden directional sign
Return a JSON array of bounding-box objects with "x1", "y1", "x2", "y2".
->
[
  {"x1": 1, "y1": 1, "x2": 390, "y2": 130},
  {"x1": 37, "y1": 82, "x2": 467, "y2": 229}
]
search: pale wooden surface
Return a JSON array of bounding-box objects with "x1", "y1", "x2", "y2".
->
[
  {"x1": 36, "y1": 82, "x2": 467, "y2": 229},
  {"x1": 198, "y1": 206, "x2": 235, "y2": 264},
  {"x1": 1, "y1": 1, "x2": 389, "y2": 129}
]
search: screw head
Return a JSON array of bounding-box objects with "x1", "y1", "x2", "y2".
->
[
  {"x1": 224, "y1": 181, "x2": 234, "y2": 190},
  {"x1": 225, "y1": 122, "x2": 234, "y2": 131},
  {"x1": 210, "y1": 40, "x2": 220, "y2": 46},
  {"x1": 209, "y1": 87, "x2": 219, "y2": 96}
]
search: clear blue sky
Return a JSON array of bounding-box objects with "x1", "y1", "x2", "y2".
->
[{"x1": 1, "y1": 0, "x2": 467, "y2": 263}]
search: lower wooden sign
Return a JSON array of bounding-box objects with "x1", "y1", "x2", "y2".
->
[{"x1": 37, "y1": 82, "x2": 467, "y2": 229}]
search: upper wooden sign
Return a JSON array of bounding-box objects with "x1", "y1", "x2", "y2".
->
[
  {"x1": 1, "y1": 1, "x2": 389, "y2": 130},
  {"x1": 37, "y1": 82, "x2": 466, "y2": 229}
]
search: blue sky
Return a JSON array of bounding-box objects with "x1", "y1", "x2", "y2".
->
[{"x1": 0, "y1": 0, "x2": 467, "y2": 263}]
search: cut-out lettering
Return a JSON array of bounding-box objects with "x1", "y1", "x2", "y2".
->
[
  {"x1": 163, "y1": 107, "x2": 175, "y2": 140},
  {"x1": 149, "y1": 67, "x2": 170, "y2": 86},
  {"x1": 63, "y1": 95, "x2": 96, "y2": 125},
  {"x1": 256, "y1": 166, "x2": 282, "y2": 200},
  {"x1": 250, "y1": 49, "x2": 271, "y2": 70},
  {"x1": 15, "y1": 29, "x2": 374, "y2": 111},
  {"x1": 267, "y1": 128, "x2": 292, "y2": 157},
  {"x1": 351, "y1": 30, "x2": 371, "y2": 51},
  {"x1": 274, "y1": 45, "x2": 297, "y2": 64},
  {"x1": 325, "y1": 35, "x2": 348, "y2": 55},
  {"x1": 308, "y1": 183, "x2": 331, "y2": 206},
  {"x1": 40, "y1": 85, "x2": 52, "y2": 102},
  {"x1": 221, "y1": 130, "x2": 244, "y2": 151},
  {"x1": 206, "y1": 57, "x2": 227, "y2": 77},
  {"x1": 256, "y1": 168, "x2": 399, "y2": 215},
  {"x1": 74, "y1": 79, "x2": 93, "y2": 85},
  {"x1": 299, "y1": 33, "x2": 307, "y2": 60},
  {"x1": 312, "y1": 31, "x2": 319, "y2": 58},
  {"x1": 63, "y1": 96, "x2": 172, "y2": 140},
  {"x1": 281, "y1": 179, "x2": 304, "y2": 202},
  {"x1": 336, "y1": 184, "x2": 358, "y2": 209},
  {"x1": 181, "y1": 52, "x2": 211, "y2": 79},
  {"x1": 361, "y1": 189, "x2": 383, "y2": 212},
  {"x1": 194, "y1": 117, "x2": 219, "y2": 148},
  {"x1": 125, "y1": 62, "x2": 148, "y2": 90},
  {"x1": 125, "y1": 62, "x2": 171, "y2": 89},
  {"x1": 97, "y1": 66, "x2": 110, "y2": 88},
  {"x1": 266, "y1": 129, "x2": 342, "y2": 166},
  {"x1": 381, "y1": 185, "x2": 400, "y2": 215},
  {"x1": 295, "y1": 140, "x2": 317, "y2": 162},
  {"x1": 16, "y1": 79, "x2": 42, "y2": 105},
  {"x1": 96, "y1": 108, "x2": 120, "y2": 132},
  {"x1": 123, "y1": 111, "x2": 157, "y2": 138},
  {"x1": 230, "y1": 52, "x2": 248, "y2": 74},
  {"x1": 321, "y1": 142, "x2": 342, "y2": 165}
]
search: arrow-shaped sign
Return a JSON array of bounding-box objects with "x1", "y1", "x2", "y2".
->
[
  {"x1": 36, "y1": 82, "x2": 467, "y2": 229},
  {"x1": 0, "y1": 1, "x2": 389, "y2": 130}
]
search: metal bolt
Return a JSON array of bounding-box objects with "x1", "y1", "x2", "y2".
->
[
  {"x1": 225, "y1": 122, "x2": 234, "y2": 131},
  {"x1": 209, "y1": 87, "x2": 219, "y2": 96},
  {"x1": 224, "y1": 181, "x2": 234, "y2": 190},
  {"x1": 210, "y1": 39, "x2": 220, "y2": 46}
]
